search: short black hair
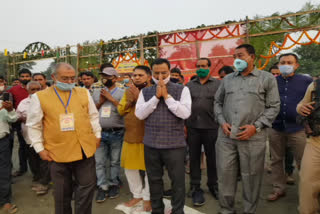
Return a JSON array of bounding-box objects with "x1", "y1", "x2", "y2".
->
[
  {"x1": 32, "y1": 73, "x2": 46, "y2": 79},
  {"x1": 151, "y1": 58, "x2": 171, "y2": 70},
  {"x1": 0, "y1": 75, "x2": 4, "y2": 80},
  {"x1": 100, "y1": 63, "x2": 114, "y2": 72},
  {"x1": 198, "y1": 58, "x2": 211, "y2": 67},
  {"x1": 123, "y1": 73, "x2": 131, "y2": 78},
  {"x1": 180, "y1": 74, "x2": 184, "y2": 81},
  {"x1": 190, "y1": 75, "x2": 198, "y2": 81},
  {"x1": 80, "y1": 71, "x2": 95, "y2": 78},
  {"x1": 218, "y1": 66, "x2": 234, "y2": 75},
  {"x1": 236, "y1": 44, "x2": 256, "y2": 55},
  {"x1": 268, "y1": 65, "x2": 279, "y2": 72},
  {"x1": 279, "y1": 53, "x2": 299, "y2": 63},
  {"x1": 171, "y1": 67, "x2": 181, "y2": 75},
  {"x1": 12, "y1": 78, "x2": 19, "y2": 82},
  {"x1": 134, "y1": 65, "x2": 152, "y2": 76},
  {"x1": 18, "y1": 68, "x2": 32, "y2": 77}
]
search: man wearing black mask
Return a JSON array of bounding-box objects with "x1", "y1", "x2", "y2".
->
[
  {"x1": 8, "y1": 68, "x2": 32, "y2": 177},
  {"x1": 170, "y1": 67, "x2": 182, "y2": 84},
  {"x1": 92, "y1": 67, "x2": 125, "y2": 202}
]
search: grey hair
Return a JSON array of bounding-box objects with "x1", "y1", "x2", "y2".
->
[
  {"x1": 52, "y1": 63, "x2": 77, "y2": 76},
  {"x1": 26, "y1": 81, "x2": 41, "y2": 90}
]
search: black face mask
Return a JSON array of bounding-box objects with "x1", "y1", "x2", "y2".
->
[
  {"x1": 134, "y1": 82, "x2": 148, "y2": 90},
  {"x1": 78, "y1": 82, "x2": 84, "y2": 87},
  {"x1": 102, "y1": 79, "x2": 114, "y2": 88},
  {"x1": 20, "y1": 79, "x2": 30, "y2": 85},
  {"x1": 170, "y1": 78, "x2": 180, "y2": 83}
]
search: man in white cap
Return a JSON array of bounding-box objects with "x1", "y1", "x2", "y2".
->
[{"x1": 92, "y1": 67, "x2": 125, "y2": 202}]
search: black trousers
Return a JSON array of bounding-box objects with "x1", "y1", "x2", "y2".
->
[
  {"x1": 187, "y1": 128, "x2": 218, "y2": 190},
  {"x1": 50, "y1": 157, "x2": 96, "y2": 214},
  {"x1": 285, "y1": 146, "x2": 295, "y2": 175},
  {"x1": 27, "y1": 146, "x2": 50, "y2": 185},
  {"x1": 145, "y1": 146, "x2": 185, "y2": 214},
  {"x1": 0, "y1": 135, "x2": 12, "y2": 206},
  {"x1": 12, "y1": 123, "x2": 28, "y2": 173}
]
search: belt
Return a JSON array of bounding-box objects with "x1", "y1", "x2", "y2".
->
[{"x1": 102, "y1": 127, "x2": 124, "y2": 132}]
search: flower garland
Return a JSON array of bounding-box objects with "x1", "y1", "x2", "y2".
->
[{"x1": 258, "y1": 30, "x2": 320, "y2": 69}]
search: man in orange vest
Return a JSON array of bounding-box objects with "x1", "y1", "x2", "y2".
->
[{"x1": 26, "y1": 63, "x2": 101, "y2": 214}]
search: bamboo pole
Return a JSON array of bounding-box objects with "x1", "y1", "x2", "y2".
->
[
  {"x1": 139, "y1": 35, "x2": 145, "y2": 64},
  {"x1": 66, "y1": 45, "x2": 71, "y2": 63},
  {"x1": 12, "y1": 55, "x2": 16, "y2": 78},
  {"x1": 245, "y1": 16, "x2": 250, "y2": 43},
  {"x1": 249, "y1": 24, "x2": 320, "y2": 37},
  {"x1": 76, "y1": 44, "x2": 81, "y2": 73},
  {"x1": 7, "y1": 55, "x2": 78, "y2": 66},
  {"x1": 100, "y1": 40, "x2": 104, "y2": 66},
  {"x1": 7, "y1": 55, "x2": 11, "y2": 83},
  {"x1": 156, "y1": 32, "x2": 159, "y2": 58}
]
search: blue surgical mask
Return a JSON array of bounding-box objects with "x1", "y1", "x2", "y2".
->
[
  {"x1": 123, "y1": 79, "x2": 130, "y2": 84},
  {"x1": 279, "y1": 65, "x2": 294, "y2": 76},
  {"x1": 233, "y1": 59, "x2": 248, "y2": 72},
  {"x1": 56, "y1": 81, "x2": 76, "y2": 91}
]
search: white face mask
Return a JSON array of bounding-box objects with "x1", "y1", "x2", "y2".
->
[
  {"x1": 0, "y1": 86, "x2": 4, "y2": 92},
  {"x1": 279, "y1": 65, "x2": 295, "y2": 76},
  {"x1": 152, "y1": 75, "x2": 171, "y2": 85}
]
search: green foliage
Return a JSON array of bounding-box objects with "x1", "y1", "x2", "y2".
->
[
  {"x1": 249, "y1": 2, "x2": 320, "y2": 70},
  {"x1": 0, "y1": 52, "x2": 7, "y2": 77},
  {"x1": 295, "y1": 43, "x2": 320, "y2": 76}
]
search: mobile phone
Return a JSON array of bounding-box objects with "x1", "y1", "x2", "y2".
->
[
  {"x1": 230, "y1": 126, "x2": 239, "y2": 139},
  {"x1": 2, "y1": 92, "x2": 10, "y2": 101}
]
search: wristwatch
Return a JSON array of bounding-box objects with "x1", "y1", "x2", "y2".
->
[{"x1": 254, "y1": 124, "x2": 262, "y2": 133}]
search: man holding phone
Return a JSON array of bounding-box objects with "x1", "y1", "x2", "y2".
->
[
  {"x1": 7, "y1": 69, "x2": 32, "y2": 177},
  {"x1": 0, "y1": 99, "x2": 19, "y2": 213},
  {"x1": 214, "y1": 44, "x2": 280, "y2": 214}
]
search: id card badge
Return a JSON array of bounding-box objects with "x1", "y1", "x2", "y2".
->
[
  {"x1": 101, "y1": 106, "x2": 111, "y2": 118},
  {"x1": 230, "y1": 126, "x2": 238, "y2": 139},
  {"x1": 59, "y1": 113, "x2": 75, "y2": 132}
]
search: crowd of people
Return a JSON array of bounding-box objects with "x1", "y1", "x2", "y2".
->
[{"x1": 0, "y1": 43, "x2": 319, "y2": 214}]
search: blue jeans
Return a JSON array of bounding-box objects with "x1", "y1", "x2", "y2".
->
[{"x1": 95, "y1": 130, "x2": 124, "y2": 190}]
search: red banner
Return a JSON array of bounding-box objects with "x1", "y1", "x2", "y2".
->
[{"x1": 159, "y1": 24, "x2": 246, "y2": 80}]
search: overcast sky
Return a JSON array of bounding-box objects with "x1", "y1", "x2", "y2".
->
[{"x1": 0, "y1": 0, "x2": 317, "y2": 53}]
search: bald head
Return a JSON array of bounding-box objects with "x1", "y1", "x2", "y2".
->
[
  {"x1": 51, "y1": 63, "x2": 77, "y2": 84},
  {"x1": 52, "y1": 63, "x2": 76, "y2": 77}
]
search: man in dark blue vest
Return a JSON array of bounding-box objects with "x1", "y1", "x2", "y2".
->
[{"x1": 135, "y1": 58, "x2": 192, "y2": 214}]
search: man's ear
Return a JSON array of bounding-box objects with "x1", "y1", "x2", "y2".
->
[{"x1": 51, "y1": 75, "x2": 56, "y2": 82}]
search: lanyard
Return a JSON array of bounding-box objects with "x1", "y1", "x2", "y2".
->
[
  {"x1": 54, "y1": 88, "x2": 72, "y2": 114},
  {"x1": 106, "y1": 87, "x2": 118, "y2": 96}
]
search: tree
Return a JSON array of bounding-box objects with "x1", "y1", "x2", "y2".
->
[
  {"x1": 0, "y1": 52, "x2": 7, "y2": 78},
  {"x1": 42, "y1": 61, "x2": 56, "y2": 80},
  {"x1": 294, "y1": 43, "x2": 320, "y2": 77}
]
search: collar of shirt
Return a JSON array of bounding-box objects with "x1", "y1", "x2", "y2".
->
[
  {"x1": 234, "y1": 67, "x2": 260, "y2": 77},
  {"x1": 279, "y1": 74, "x2": 295, "y2": 81},
  {"x1": 194, "y1": 76, "x2": 215, "y2": 83}
]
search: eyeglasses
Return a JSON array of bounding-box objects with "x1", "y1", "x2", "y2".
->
[{"x1": 60, "y1": 76, "x2": 76, "y2": 81}]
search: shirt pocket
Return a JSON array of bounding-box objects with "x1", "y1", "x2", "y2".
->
[
  {"x1": 225, "y1": 85, "x2": 237, "y2": 94},
  {"x1": 245, "y1": 81, "x2": 266, "y2": 101}
]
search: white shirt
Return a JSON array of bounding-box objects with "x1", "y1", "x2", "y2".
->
[
  {"x1": 135, "y1": 86, "x2": 192, "y2": 120},
  {"x1": 0, "y1": 100, "x2": 18, "y2": 139},
  {"x1": 26, "y1": 90, "x2": 102, "y2": 153},
  {"x1": 16, "y1": 97, "x2": 32, "y2": 145}
]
